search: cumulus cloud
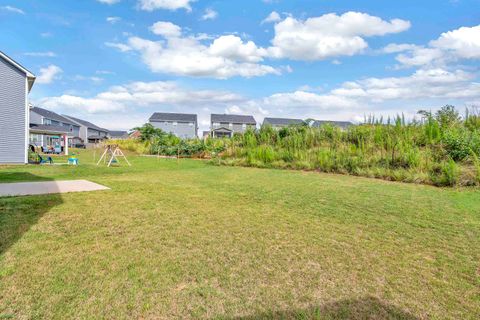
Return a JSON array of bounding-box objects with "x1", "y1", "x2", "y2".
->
[
  {"x1": 138, "y1": 0, "x2": 195, "y2": 11},
  {"x1": 261, "y1": 11, "x2": 281, "y2": 24},
  {"x1": 108, "y1": 21, "x2": 280, "y2": 79},
  {"x1": 384, "y1": 24, "x2": 480, "y2": 67},
  {"x1": 201, "y1": 8, "x2": 218, "y2": 21},
  {"x1": 36, "y1": 65, "x2": 63, "y2": 84},
  {"x1": 39, "y1": 81, "x2": 244, "y2": 114},
  {"x1": 268, "y1": 12, "x2": 411, "y2": 60}
]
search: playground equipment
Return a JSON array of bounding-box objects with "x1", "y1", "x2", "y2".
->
[{"x1": 96, "y1": 144, "x2": 131, "y2": 167}]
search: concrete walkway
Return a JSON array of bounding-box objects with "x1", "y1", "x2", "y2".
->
[{"x1": 0, "y1": 180, "x2": 110, "y2": 197}]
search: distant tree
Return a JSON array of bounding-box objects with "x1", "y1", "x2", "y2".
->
[
  {"x1": 134, "y1": 123, "x2": 165, "y2": 142},
  {"x1": 435, "y1": 105, "x2": 461, "y2": 128}
]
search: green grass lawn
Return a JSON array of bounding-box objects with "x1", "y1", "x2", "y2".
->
[{"x1": 1, "y1": 149, "x2": 479, "y2": 319}]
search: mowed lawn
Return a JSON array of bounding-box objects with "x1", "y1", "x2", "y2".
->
[{"x1": 1, "y1": 150, "x2": 479, "y2": 319}]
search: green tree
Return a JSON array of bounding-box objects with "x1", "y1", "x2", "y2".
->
[{"x1": 435, "y1": 105, "x2": 461, "y2": 129}]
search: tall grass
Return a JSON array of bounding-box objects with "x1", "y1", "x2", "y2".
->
[{"x1": 215, "y1": 107, "x2": 480, "y2": 187}]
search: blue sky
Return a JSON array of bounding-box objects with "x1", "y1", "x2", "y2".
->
[{"x1": 1, "y1": 0, "x2": 479, "y2": 131}]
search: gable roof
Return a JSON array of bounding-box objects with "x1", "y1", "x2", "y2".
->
[
  {"x1": 312, "y1": 120, "x2": 354, "y2": 129},
  {"x1": 62, "y1": 115, "x2": 109, "y2": 132},
  {"x1": 263, "y1": 117, "x2": 304, "y2": 126},
  {"x1": 109, "y1": 130, "x2": 129, "y2": 138},
  {"x1": 29, "y1": 123, "x2": 71, "y2": 135},
  {"x1": 0, "y1": 51, "x2": 36, "y2": 91},
  {"x1": 149, "y1": 112, "x2": 197, "y2": 123},
  {"x1": 211, "y1": 114, "x2": 256, "y2": 124},
  {"x1": 31, "y1": 107, "x2": 78, "y2": 126}
]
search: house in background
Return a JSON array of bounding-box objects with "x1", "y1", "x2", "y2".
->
[
  {"x1": 210, "y1": 114, "x2": 256, "y2": 138},
  {"x1": 262, "y1": 117, "x2": 305, "y2": 129},
  {"x1": 108, "y1": 130, "x2": 129, "y2": 140},
  {"x1": 63, "y1": 115, "x2": 109, "y2": 146},
  {"x1": 29, "y1": 106, "x2": 81, "y2": 149},
  {"x1": 311, "y1": 120, "x2": 353, "y2": 130},
  {"x1": 149, "y1": 112, "x2": 198, "y2": 139},
  {"x1": 0, "y1": 51, "x2": 36, "y2": 164}
]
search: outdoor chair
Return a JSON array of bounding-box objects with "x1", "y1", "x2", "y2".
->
[{"x1": 38, "y1": 154, "x2": 53, "y2": 164}]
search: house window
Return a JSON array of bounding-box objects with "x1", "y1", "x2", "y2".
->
[
  {"x1": 242, "y1": 124, "x2": 247, "y2": 129},
  {"x1": 188, "y1": 122, "x2": 194, "y2": 126},
  {"x1": 173, "y1": 122, "x2": 178, "y2": 126},
  {"x1": 43, "y1": 118, "x2": 51, "y2": 125},
  {"x1": 213, "y1": 122, "x2": 220, "y2": 126},
  {"x1": 229, "y1": 123, "x2": 233, "y2": 127}
]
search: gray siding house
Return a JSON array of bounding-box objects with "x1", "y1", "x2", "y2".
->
[
  {"x1": 63, "y1": 115, "x2": 109, "y2": 145},
  {"x1": 149, "y1": 112, "x2": 198, "y2": 139},
  {"x1": 108, "y1": 130, "x2": 129, "y2": 140},
  {"x1": 0, "y1": 51, "x2": 36, "y2": 164},
  {"x1": 29, "y1": 107, "x2": 81, "y2": 147},
  {"x1": 311, "y1": 120, "x2": 353, "y2": 129},
  {"x1": 210, "y1": 114, "x2": 256, "y2": 138},
  {"x1": 263, "y1": 117, "x2": 305, "y2": 128}
]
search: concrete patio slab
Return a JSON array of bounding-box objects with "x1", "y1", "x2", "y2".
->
[{"x1": 0, "y1": 180, "x2": 110, "y2": 197}]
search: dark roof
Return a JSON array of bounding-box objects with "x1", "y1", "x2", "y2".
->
[
  {"x1": 211, "y1": 114, "x2": 256, "y2": 124},
  {"x1": 63, "y1": 115, "x2": 109, "y2": 132},
  {"x1": 109, "y1": 130, "x2": 129, "y2": 138},
  {"x1": 29, "y1": 124, "x2": 71, "y2": 134},
  {"x1": 312, "y1": 120, "x2": 354, "y2": 129},
  {"x1": 149, "y1": 112, "x2": 197, "y2": 123},
  {"x1": 263, "y1": 117, "x2": 304, "y2": 126},
  {"x1": 31, "y1": 107, "x2": 78, "y2": 126}
]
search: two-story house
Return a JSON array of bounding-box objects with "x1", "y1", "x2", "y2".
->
[
  {"x1": 149, "y1": 112, "x2": 198, "y2": 139},
  {"x1": 29, "y1": 107, "x2": 81, "y2": 149},
  {"x1": 63, "y1": 115, "x2": 109, "y2": 146},
  {"x1": 262, "y1": 117, "x2": 305, "y2": 129},
  {"x1": 210, "y1": 114, "x2": 256, "y2": 138},
  {"x1": 311, "y1": 120, "x2": 354, "y2": 129},
  {"x1": 0, "y1": 51, "x2": 36, "y2": 164}
]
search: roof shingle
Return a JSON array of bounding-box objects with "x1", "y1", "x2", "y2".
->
[
  {"x1": 63, "y1": 115, "x2": 109, "y2": 132},
  {"x1": 149, "y1": 112, "x2": 197, "y2": 123},
  {"x1": 31, "y1": 107, "x2": 78, "y2": 126},
  {"x1": 211, "y1": 114, "x2": 256, "y2": 124},
  {"x1": 263, "y1": 117, "x2": 304, "y2": 126}
]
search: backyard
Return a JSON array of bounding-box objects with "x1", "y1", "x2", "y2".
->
[{"x1": 1, "y1": 150, "x2": 479, "y2": 319}]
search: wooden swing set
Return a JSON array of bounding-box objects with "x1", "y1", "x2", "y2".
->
[{"x1": 96, "y1": 144, "x2": 131, "y2": 167}]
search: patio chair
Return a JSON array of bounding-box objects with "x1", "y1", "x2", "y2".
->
[
  {"x1": 54, "y1": 145, "x2": 62, "y2": 154},
  {"x1": 38, "y1": 154, "x2": 53, "y2": 164}
]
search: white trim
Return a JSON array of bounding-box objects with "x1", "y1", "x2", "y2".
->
[
  {"x1": 24, "y1": 78, "x2": 29, "y2": 164},
  {"x1": 0, "y1": 51, "x2": 36, "y2": 79}
]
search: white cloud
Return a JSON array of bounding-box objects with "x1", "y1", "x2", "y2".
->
[
  {"x1": 269, "y1": 12, "x2": 410, "y2": 60},
  {"x1": 105, "y1": 42, "x2": 132, "y2": 52},
  {"x1": 40, "y1": 32, "x2": 53, "y2": 38},
  {"x1": 36, "y1": 65, "x2": 63, "y2": 84},
  {"x1": 24, "y1": 51, "x2": 57, "y2": 57},
  {"x1": 106, "y1": 16, "x2": 122, "y2": 24},
  {"x1": 201, "y1": 8, "x2": 218, "y2": 21},
  {"x1": 261, "y1": 11, "x2": 281, "y2": 24},
  {"x1": 138, "y1": 0, "x2": 195, "y2": 11},
  {"x1": 1, "y1": 5, "x2": 25, "y2": 14},
  {"x1": 109, "y1": 22, "x2": 280, "y2": 79},
  {"x1": 431, "y1": 25, "x2": 480, "y2": 59},
  {"x1": 97, "y1": 0, "x2": 121, "y2": 4},
  {"x1": 39, "y1": 81, "x2": 244, "y2": 115},
  {"x1": 150, "y1": 21, "x2": 182, "y2": 37},
  {"x1": 384, "y1": 25, "x2": 480, "y2": 68}
]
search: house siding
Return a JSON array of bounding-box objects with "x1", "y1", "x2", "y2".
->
[
  {"x1": 150, "y1": 121, "x2": 197, "y2": 139},
  {"x1": 211, "y1": 122, "x2": 255, "y2": 134},
  {"x1": 0, "y1": 56, "x2": 27, "y2": 164}
]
